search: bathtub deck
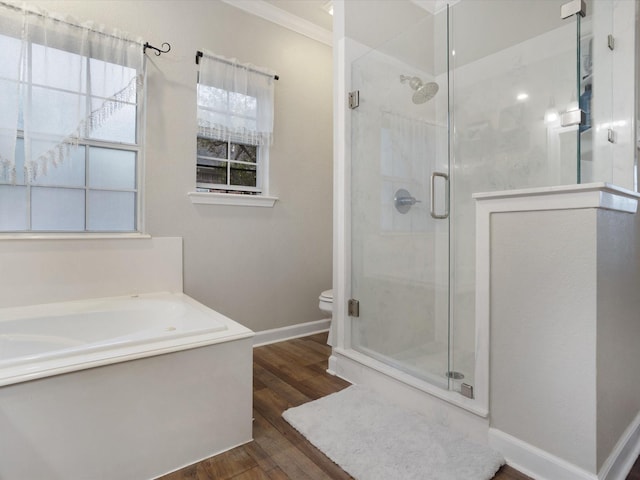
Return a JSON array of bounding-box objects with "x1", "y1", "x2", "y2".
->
[{"x1": 160, "y1": 333, "x2": 544, "y2": 480}]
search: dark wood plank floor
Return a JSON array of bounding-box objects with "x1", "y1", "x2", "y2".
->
[{"x1": 159, "y1": 333, "x2": 640, "y2": 480}]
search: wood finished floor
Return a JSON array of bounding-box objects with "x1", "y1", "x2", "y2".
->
[{"x1": 159, "y1": 333, "x2": 640, "y2": 480}]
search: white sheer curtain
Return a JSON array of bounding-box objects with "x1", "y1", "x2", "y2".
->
[
  {"x1": 0, "y1": 1, "x2": 144, "y2": 182},
  {"x1": 197, "y1": 51, "x2": 275, "y2": 146}
]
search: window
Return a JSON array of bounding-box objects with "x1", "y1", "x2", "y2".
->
[
  {"x1": 195, "y1": 51, "x2": 276, "y2": 197},
  {"x1": 197, "y1": 138, "x2": 260, "y2": 193},
  {"x1": 0, "y1": 4, "x2": 145, "y2": 233}
]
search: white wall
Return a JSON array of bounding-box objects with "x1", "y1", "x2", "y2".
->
[
  {"x1": 596, "y1": 208, "x2": 640, "y2": 469},
  {"x1": 490, "y1": 208, "x2": 599, "y2": 473},
  {"x1": 26, "y1": 1, "x2": 334, "y2": 332}
]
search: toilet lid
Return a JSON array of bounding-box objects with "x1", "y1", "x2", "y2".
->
[{"x1": 319, "y1": 289, "x2": 333, "y2": 301}]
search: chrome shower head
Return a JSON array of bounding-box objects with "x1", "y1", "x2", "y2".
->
[{"x1": 400, "y1": 75, "x2": 439, "y2": 104}]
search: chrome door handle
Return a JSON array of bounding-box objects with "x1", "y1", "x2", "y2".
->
[{"x1": 430, "y1": 171, "x2": 449, "y2": 219}]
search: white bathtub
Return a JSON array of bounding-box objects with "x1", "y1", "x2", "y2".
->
[{"x1": 0, "y1": 292, "x2": 254, "y2": 480}]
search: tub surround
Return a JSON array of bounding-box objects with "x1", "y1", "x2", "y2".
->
[{"x1": 0, "y1": 236, "x2": 183, "y2": 308}]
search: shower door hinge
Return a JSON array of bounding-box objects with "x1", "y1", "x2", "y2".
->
[
  {"x1": 608, "y1": 129, "x2": 616, "y2": 143},
  {"x1": 561, "y1": 108, "x2": 585, "y2": 128},
  {"x1": 348, "y1": 298, "x2": 360, "y2": 317},
  {"x1": 561, "y1": 0, "x2": 586, "y2": 19},
  {"x1": 348, "y1": 90, "x2": 360, "y2": 109},
  {"x1": 460, "y1": 383, "x2": 474, "y2": 399},
  {"x1": 608, "y1": 34, "x2": 615, "y2": 51}
]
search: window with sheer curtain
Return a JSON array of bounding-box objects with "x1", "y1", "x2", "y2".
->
[
  {"x1": 196, "y1": 51, "x2": 275, "y2": 195},
  {"x1": 0, "y1": 2, "x2": 145, "y2": 233}
]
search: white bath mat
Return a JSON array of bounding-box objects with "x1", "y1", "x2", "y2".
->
[{"x1": 283, "y1": 385, "x2": 504, "y2": 480}]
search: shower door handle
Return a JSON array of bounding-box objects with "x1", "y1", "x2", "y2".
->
[{"x1": 430, "y1": 171, "x2": 449, "y2": 219}]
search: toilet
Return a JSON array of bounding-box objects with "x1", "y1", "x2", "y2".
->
[
  {"x1": 319, "y1": 289, "x2": 333, "y2": 315},
  {"x1": 318, "y1": 289, "x2": 334, "y2": 346}
]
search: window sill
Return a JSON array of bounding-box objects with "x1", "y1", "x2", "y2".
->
[{"x1": 188, "y1": 191, "x2": 278, "y2": 207}]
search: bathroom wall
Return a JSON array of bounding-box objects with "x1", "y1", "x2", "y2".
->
[{"x1": 23, "y1": 1, "x2": 333, "y2": 332}]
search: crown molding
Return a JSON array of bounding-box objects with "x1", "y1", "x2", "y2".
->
[
  {"x1": 221, "y1": 0, "x2": 333, "y2": 47},
  {"x1": 410, "y1": 0, "x2": 461, "y2": 14}
]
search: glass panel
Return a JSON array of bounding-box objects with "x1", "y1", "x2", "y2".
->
[
  {"x1": 197, "y1": 160, "x2": 227, "y2": 185},
  {"x1": 230, "y1": 143, "x2": 257, "y2": 163},
  {"x1": 88, "y1": 59, "x2": 136, "y2": 99},
  {"x1": 11, "y1": 138, "x2": 26, "y2": 185},
  {"x1": 31, "y1": 86, "x2": 85, "y2": 136},
  {"x1": 350, "y1": 6, "x2": 451, "y2": 390},
  {"x1": 448, "y1": 0, "x2": 580, "y2": 390},
  {"x1": 198, "y1": 85, "x2": 228, "y2": 111},
  {"x1": 198, "y1": 137, "x2": 227, "y2": 158},
  {"x1": 88, "y1": 147, "x2": 136, "y2": 190},
  {"x1": 230, "y1": 162, "x2": 257, "y2": 187},
  {"x1": 87, "y1": 190, "x2": 135, "y2": 231},
  {"x1": 31, "y1": 187, "x2": 84, "y2": 231},
  {"x1": 30, "y1": 142, "x2": 85, "y2": 187},
  {"x1": 0, "y1": 185, "x2": 28, "y2": 231},
  {"x1": 89, "y1": 100, "x2": 137, "y2": 144},
  {"x1": 31, "y1": 43, "x2": 86, "y2": 93}
]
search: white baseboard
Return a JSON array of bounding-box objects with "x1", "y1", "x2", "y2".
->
[
  {"x1": 253, "y1": 319, "x2": 331, "y2": 347},
  {"x1": 489, "y1": 421, "x2": 640, "y2": 480},
  {"x1": 598, "y1": 411, "x2": 640, "y2": 480},
  {"x1": 489, "y1": 428, "x2": 598, "y2": 480}
]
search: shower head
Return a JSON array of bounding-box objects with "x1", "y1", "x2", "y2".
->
[{"x1": 400, "y1": 75, "x2": 439, "y2": 104}]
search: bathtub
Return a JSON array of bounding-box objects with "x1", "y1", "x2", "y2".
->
[{"x1": 0, "y1": 292, "x2": 254, "y2": 480}]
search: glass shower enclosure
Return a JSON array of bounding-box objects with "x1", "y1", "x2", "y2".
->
[{"x1": 347, "y1": 0, "x2": 587, "y2": 399}]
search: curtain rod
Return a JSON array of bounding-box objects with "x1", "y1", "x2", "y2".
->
[{"x1": 196, "y1": 51, "x2": 279, "y2": 81}]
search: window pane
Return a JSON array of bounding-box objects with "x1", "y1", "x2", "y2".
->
[
  {"x1": 230, "y1": 163, "x2": 256, "y2": 187},
  {"x1": 12, "y1": 138, "x2": 26, "y2": 185},
  {"x1": 197, "y1": 85, "x2": 227, "y2": 111},
  {"x1": 89, "y1": 147, "x2": 136, "y2": 190},
  {"x1": 87, "y1": 190, "x2": 135, "y2": 231},
  {"x1": 89, "y1": 100, "x2": 136, "y2": 144},
  {"x1": 0, "y1": 185, "x2": 28, "y2": 231},
  {"x1": 197, "y1": 160, "x2": 227, "y2": 185},
  {"x1": 88, "y1": 59, "x2": 136, "y2": 99},
  {"x1": 30, "y1": 141, "x2": 85, "y2": 187},
  {"x1": 31, "y1": 86, "x2": 86, "y2": 137},
  {"x1": 0, "y1": 34, "x2": 21, "y2": 79},
  {"x1": 230, "y1": 143, "x2": 257, "y2": 163},
  {"x1": 197, "y1": 137, "x2": 227, "y2": 158},
  {"x1": 229, "y1": 91, "x2": 257, "y2": 117},
  {"x1": 31, "y1": 43, "x2": 86, "y2": 93},
  {"x1": 31, "y1": 187, "x2": 85, "y2": 231}
]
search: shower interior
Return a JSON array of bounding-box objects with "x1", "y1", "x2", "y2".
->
[{"x1": 344, "y1": 0, "x2": 590, "y2": 402}]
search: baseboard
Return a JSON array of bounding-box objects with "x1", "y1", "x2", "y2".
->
[
  {"x1": 488, "y1": 428, "x2": 598, "y2": 480},
  {"x1": 489, "y1": 411, "x2": 640, "y2": 480},
  {"x1": 598, "y1": 411, "x2": 640, "y2": 480},
  {"x1": 253, "y1": 319, "x2": 330, "y2": 347}
]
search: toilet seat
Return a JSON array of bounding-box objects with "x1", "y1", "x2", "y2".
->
[
  {"x1": 319, "y1": 289, "x2": 333, "y2": 302},
  {"x1": 319, "y1": 289, "x2": 333, "y2": 314}
]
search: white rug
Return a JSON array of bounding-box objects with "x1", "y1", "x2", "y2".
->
[{"x1": 283, "y1": 385, "x2": 504, "y2": 480}]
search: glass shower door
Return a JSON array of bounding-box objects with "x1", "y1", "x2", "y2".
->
[{"x1": 349, "y1": 8, "x2": 452, "y2": 389}]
